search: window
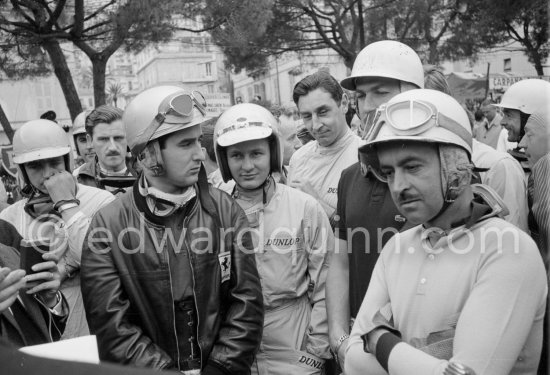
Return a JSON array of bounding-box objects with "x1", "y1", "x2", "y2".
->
[
  {"x1": 205, "y1": 62, "x2": 212, "y2": 76},
  {"x1": 504, "y1": 58, "x2": 512, "y2": 72}
]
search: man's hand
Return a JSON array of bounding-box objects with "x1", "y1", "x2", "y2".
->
[
  {"x1": 43, "y1": 170, "x2": 77, "y2": 204},
  {"x1": 24, "y1": 252, "x2": 62, "y2": 308},
  {"x1": 0, "y1": 267, "x2": 26, "y2": 313}
]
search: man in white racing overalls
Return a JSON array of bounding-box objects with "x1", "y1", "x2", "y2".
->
[{"x1": 214, "y1": 103, "x2": 333, "y2": 374}]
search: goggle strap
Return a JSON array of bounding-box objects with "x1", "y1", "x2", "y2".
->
[
  {"x1": 131, "y1": 113, "x2": 166, "y2": 157},
  {"x1": 437, "y1": 112, "x2": 472, "y2": 150},
  {"x1": 191, "y1": 90, "x2": 207, "y2": 116}
]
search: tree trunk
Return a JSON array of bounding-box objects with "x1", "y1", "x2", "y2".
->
[
  {"x1": 344, "y1": 54, "x2": 355, "y2": 70},
  {"x1": 0, "y1": 104, "x2": 14, "y2": 144},
  {"x1": 92, "y1": 57, "x2": 108, "y2": 106},
  {"x1": 530, "y1": 51, "x2": 545, "y2": 76},
  {"x1": 428, "y1": 41, "x2": 439, "y2": 64},
  {"x1": 358, "y1": 0, "x2": 365, "y2": 49},
  {"x1": 42, "y1": 41, "x2": 83, "y2": 121}
]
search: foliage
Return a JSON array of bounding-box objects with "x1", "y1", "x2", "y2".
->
[
  {"x1": 0, "y1": 0, "x2": 205, "y2": 118},
  {"x1": 106, "y1": 81, "x2": 124, "y2": 107},
  {"x1": 205, "y1": 0, "x2": 548, "y2": 73}
]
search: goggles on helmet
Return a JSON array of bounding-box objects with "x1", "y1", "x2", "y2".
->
[
  {"x1": 364, "y1": 99, "x2": 471, "y2": 147},
  {"x1": 132, "y1": 90, "x2": 207, "y2": 157},
  {"x1": 361, "y1": 99, "x2": 472, "y2": 183}
]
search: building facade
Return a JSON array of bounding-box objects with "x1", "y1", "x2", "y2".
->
[{"x1": 231, "y1": 49, "x2": 348, "y2": 110}]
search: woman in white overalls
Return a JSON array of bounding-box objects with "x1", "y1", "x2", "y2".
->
[{"x1": 214, "y1": 103, "x2": 333, "y2": 374}]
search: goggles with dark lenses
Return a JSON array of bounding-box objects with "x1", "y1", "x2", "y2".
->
[
  {"x1": 358, "y1": 108, "x2": 383, "y2": 139},
  {"x1": 132, "y1": 91, "x2": 207, "y2": 157},
  {"x1": 296, "y1": 127, "x2": 315, "y2": 145},
  {"x1": 364, "y1": 99, "x2": 471, "y2": 148}
]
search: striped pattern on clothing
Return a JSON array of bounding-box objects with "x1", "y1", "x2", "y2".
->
[{"x1": 532, "y1": 153, "x2": 550, "y2": 267}]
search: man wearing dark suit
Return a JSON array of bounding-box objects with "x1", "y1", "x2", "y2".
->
[{"x1": 0, "y1": 219, "x2": 67, "y2": 347}]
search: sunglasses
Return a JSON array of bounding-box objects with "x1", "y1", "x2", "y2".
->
[
  {"x1": 296, "y1": 128, "x2": 315, "y2": 145},
  {"x1": 132, "y1": 91, "x2": 207, "y2": 157}
]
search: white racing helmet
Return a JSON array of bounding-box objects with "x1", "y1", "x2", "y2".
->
[
  {"x1": 72, "y1": 110, "x2": 90, "y2": 136},
  {"x1": 214, "y1": 103, "x2": 283, "y2": 182},
  {"x1": 360, "y1": 89, "x2": 473, "y2": 203},
  {"x1": 493, "y1": 79, "x2": 550, "y2": 114},
  {"x1": 123, "y1": 85, "x2": 208, "y2": 175},
  {"x1": 341, "y1": 40, "x2": 425, "y2": 90},
  {"x1": 13, "y1": 119, "x2": 73, "y2": 188}
]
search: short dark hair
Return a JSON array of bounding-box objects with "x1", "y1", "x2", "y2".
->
[
  {"x1": 423, "y1": 65, "x2": 452, "y2": 95},
  {"x1": 481, "y1": 98, "x2": 495, "y2": 107},
  {"x1": 40, "y1": 110, "x2": 57, "y2": 121},
  {"x1": 200, "y1": 117, "x2": 218, "y2": 161},
  {"x1": 474, "y1": 110, "x2": 484, "y2": 122},
  {"x1": 292, "y1": 70, "x2": 343, "y2": 106},
  {"x1": 85, "y1": 105, "x2": 123, "y2": 137}
]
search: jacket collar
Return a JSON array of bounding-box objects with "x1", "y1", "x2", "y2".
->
[
  {"x1": 76, "y1": 157, "x2": 97, "y2": 178},
  {"x1": 132, "y1": 165, "x2": 221, "y2": 228}
]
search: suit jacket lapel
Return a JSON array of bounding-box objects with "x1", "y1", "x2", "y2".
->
[{"x1": 0, "y1": 243, "x2": 50, "y2": 343}]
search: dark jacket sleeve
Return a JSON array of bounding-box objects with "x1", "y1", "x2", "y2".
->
[
  {"x1": 80, "y1": 212, "x2": 174, "y2": 369},
  {"x1": 0, "y1": 219, "x2": 23, "y2": 250},
  {"x1": 207, "y1": 197, "x2": 264, "y2": 374}
]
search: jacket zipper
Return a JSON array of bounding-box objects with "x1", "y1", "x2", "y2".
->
[
  {"x1": 163, "y1": 225, "x2": 181, "y2": 370},
  {"x1": 183, "y1": 203, "x2": 203, "y2": 369}
]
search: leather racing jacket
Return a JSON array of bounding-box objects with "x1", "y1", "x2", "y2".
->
[{"x1": 81, "y1": 180, "x2": 264, "y2": 373}]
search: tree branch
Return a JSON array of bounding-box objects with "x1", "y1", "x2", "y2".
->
[
  {"x1": 9, "y1": 0, "x2": 39, "y2": 26},
  {"x1": 172, "y1": 18, "x2": 227, "y2": 33},
  {"x1": 51, "y1": 0, "x2": 67, "y2": 24},
  {"x1": 83, "y1": 0, "x2": 117, "y2": 22}
]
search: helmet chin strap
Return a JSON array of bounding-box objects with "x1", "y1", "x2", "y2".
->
[
  {"x1": 232, "y1": 175, "x2": 272, "y2": 206},
  {"x1": 23, "y1": 187, "x2": 58, "y2": 219},
  {"x1": 425, "y1": 175, "x2": 461, "y2": 227},
  {"x1": 232, "y1": 175, "x2": 273, "y2": 229},
  {"x1": 138, "y1": 174, "x2": 196, "y2": 217},
  {"x1": 426, "y1": 145, "x2": 472, "y2": 227}
]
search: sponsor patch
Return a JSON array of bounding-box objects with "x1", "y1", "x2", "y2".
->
[
  {"x1": 296, "y1": 354, "x2": 324, "y2": 370},
  {"x1": 218, "y1": 251, "x2": 231, "y2": 283}
]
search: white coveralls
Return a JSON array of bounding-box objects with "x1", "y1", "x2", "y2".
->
[
  {"x1": 238, "y1": 183, "x2": 333, "y2": 375},
  {"x1": 0, "y1": 184, "x2": 114, "y2": 339},
  {"x1": 345, "y1": 186, "x2": 547, "y2": 375},
  {"x1": 288, "y1": 129, "x2": 364, "y2": 217}
]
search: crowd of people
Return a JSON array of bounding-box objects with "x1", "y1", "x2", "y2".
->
[{"x1": 0, "y1": 39, "x2": 549, "y2": 375}]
